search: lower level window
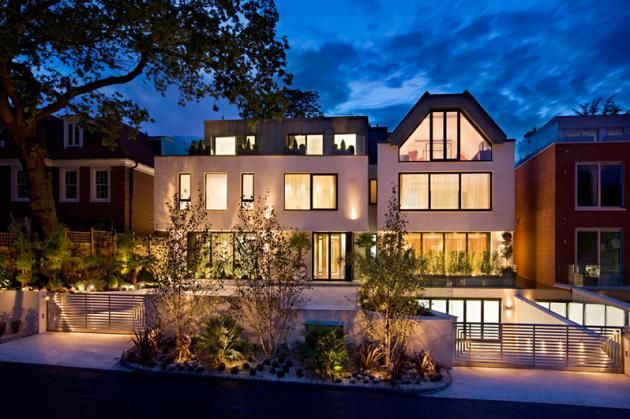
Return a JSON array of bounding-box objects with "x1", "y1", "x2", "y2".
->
[
  {"x1": 91, "y1": 168, "x2": 109, "y2": 202},
  {"x1": 16, "y1": 169, "x2": 29, "y2": 200},
  {"x1": 313, "y1": 233, "x2": 348, "y2": 280},
  {"x1": 576, "y1": 229, "x2": 623, "y2": 285}
]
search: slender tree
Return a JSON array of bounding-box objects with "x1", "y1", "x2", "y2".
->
[
  {"x1": 0, "y1": 1, "x2": 291, "y2": 237},
  {"x1": 574, "y1": 94, "x2": 628, "y2": 116},
  {"x1": 355, "y1": 186, "x2": 423, "y2": 378}
]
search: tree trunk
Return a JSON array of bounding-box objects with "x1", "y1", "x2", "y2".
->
[{"x1": 17, "y1": 139, "x2": 58, "y2": 239}]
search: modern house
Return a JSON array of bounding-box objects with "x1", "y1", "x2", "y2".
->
[
  {"x1": 515, "y1": 115, "x2": 630, "y2": 289},
  {"x1": 0, "y1": 115, "x2": 160, "y2": 234}
]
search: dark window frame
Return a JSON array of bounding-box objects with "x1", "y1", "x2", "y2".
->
[
  {"x1": 575, "y1": 162, "x2": 624, "y2": 209},
  {"x1": 312, "y1": 232, "x2": 352, "y2": 281},
  {"x1": 286, "y1": 133, "x2": 324, "y2": 155},
  {"x1": 240, "y1": 173, "x2": 254, "y2": 209},
  {"x1": 284, "y1": 173, "x2": 338, "y2": 211},
  {"x1": 399, "y1": 110, "x2": 493, "y2": 163},
  {"x1": 398, "y1": 171, "x2": 492, "y2": 211},
  {"x1": 178, "y1": 173, "x2": 192, "y2": 209}
]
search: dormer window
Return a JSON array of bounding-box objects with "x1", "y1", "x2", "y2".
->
[
  {"x1": 65, "y1": 121, "x2": 83, "y2": 148},
  {"x1": 399, "y1": 111, "x2": 492, "y2": 162}
]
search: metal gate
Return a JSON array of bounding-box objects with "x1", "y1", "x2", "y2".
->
[
  {"x1": 455, "y1": 323, "x2": 624, "y2": 373},
  {"x1": 47, "y1": 293, "x2": 146, "y2": 334}
]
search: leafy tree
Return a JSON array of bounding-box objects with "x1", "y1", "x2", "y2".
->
[
  {"x1": 232, "y1": 194, "x2": 309, "y2": 356},
  {"x1": 40, "y1": 224, "x2": 75, "y2": 287},
  {"x1": 354, "y1": 187, "x2": 423, "y2": 378},
  {"x1": 0, "y1": 1, "x2": 291, "y2": 238},
  {"x1": 283, "y1": 89, "x2": 323, "y2": 118},
  {"x1": 150, "y1": 191, "x2": 219, "y2": 363},
  {"x1": 574, "y1": 95, "x2": 628, "y2": 116}
]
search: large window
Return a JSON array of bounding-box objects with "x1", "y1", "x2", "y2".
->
[
  {"x1": 576, "y1": 229, "x2": 623, "y2": 285},
  {"x1": 284, "y1": 173, "x2": 337, "y2": 210},
  {"x1": 399, "y1": 172, "x2": 491, "y2": 210},
  {"x1": 91, "y1": 168, "x2": 109, "y2": 202},
  {"x1": 214, "y1": 136, "x2": 236, "y2": 155},
  {"x1": 537, "y1": 301, "x2": 628, "y2": 327},
  {"x1": 369, "y1": 179, "x2": 377, "y2": 205},
  {"x1": 205, "y1": 173, "x2": 228, "y2": 210},
  {"x1": 313, "y1": 233, "x2": 348, "y2": 280},
  {"x1": 407, "y1": 232, "x2": 490, "y2": 275},
  {"x1": 60, "y1": 169, "x2": 79, "y2": 202},
  {"x1": 399, "y1": 111, "x2": 492, "y2": 161},
  {"x1": 333, "y1": 133, "x2": 357, "y2": 154},
  {"x1": 287, "y1": 134, "x2": 323, "y2": 155},
  {"x1": 241, "y1": 173, "x2": 254, "y2": 209},
  {"x1": 576, "y1": 163, "x2": 623, "y2": 208},
  {"x1": 179, "y1": 173, "x2": 191, "y2": 209}
]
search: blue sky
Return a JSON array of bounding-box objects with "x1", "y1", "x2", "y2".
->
[{"x1": 125, "y1": 0, "x2": 630, "y2": 140}]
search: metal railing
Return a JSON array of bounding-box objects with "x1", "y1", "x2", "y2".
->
[
  {"x1": 47, "y1": 293, "x2": 146, "y2": 334},
  {"x1": 455, "y1": 322, "x2": 624, "y2": 372}
]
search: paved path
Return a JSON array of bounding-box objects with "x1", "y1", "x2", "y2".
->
[
  {"x1": 431, "y1": 366, "x2": 630, "y2": 409},
  {"x1": 0, "y1": 332, "x2": 131, "y2": 370},
  {"x1": 0, "y1": 362, "x2": 627, "y2": 419},
  {"x1": 1, "y1": 332, "x2": 629, "y2": 410}
]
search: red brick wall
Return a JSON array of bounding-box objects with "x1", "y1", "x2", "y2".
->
[
  {"x1": 515, "y1": 145, "x2": 557, "y2": 286},
  {"x1": 554, "y1": 142, "x2": 630, "y2": 286}
]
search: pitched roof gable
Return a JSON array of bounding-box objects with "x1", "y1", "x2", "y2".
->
[{"x1": 388, "y1": 90, "x2": 507, "y2": 146}]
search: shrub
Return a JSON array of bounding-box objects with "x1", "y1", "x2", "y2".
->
[
  {"x1": 0, "y1": 253, "x2": 13, "y2": 289},
  {"x1": 15, "y1": 232, "x2": 36, "y2": 288},
  {"x1": 354, "y1": 341, "x2": 383, "y2": 372},
  {"x1": 40, "y1": 225, "x2": 74, "y2": 286},
  {"x1": 416, "y1": 350, "x2": 441, "y2": 381},
  {"x1": 194, "y1": 315, "x2": 251, "y2": 367},
  {"x1": 299, "y1": 324, "x2": 348, "y2": 380},
  {"x1": 128, "y1": 328, "x2": 161, "y2": 366}
]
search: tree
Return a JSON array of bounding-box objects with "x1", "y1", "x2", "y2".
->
[
  {"x1": 150, "y1": 191, "x2": 219, "y2": 363},
  {"x1": 231, "y1": 194, "x2": 309, "y2": 356},
  {"x1": 354, "y1": 187, "x2": 423, "y2": 378},
  {"x1": 283, "y1": 89, "x2": 323, "y2": 118},
  {"x1": 0, "y1": 1, "x2": 291, "y2": 238},
  {"x1": 574, "y1": 94, "x2": 627, "y2": 116}
]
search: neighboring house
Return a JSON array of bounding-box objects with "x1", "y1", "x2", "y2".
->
[
  {"x1": 515, "y1": 115, "x2": 630, "y2": 288},
  {"x1": 154, "y1": 116, "x2": 371, "y2": 281},
  {"x1": 379, "y1": 91, "x2": 516, "y2": 276},
  {"x1": 0, "y1": 115, "x2": 160, "y2": 234}
]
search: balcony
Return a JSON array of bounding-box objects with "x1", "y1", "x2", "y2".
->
[{"x1": 568, "y1": 264, "x2": 624, "y2": 287}]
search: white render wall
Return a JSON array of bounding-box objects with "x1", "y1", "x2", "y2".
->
[
  {"x1": 154, "y1": 155, "x2": 369, "y2": 232},
  {"x1": 376, "y1": 141, "x2": 515, "y2": 232}
]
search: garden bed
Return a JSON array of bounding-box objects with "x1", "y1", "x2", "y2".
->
[{"x1": 120, "y1": 353, "x2": 451, "y2": 395}]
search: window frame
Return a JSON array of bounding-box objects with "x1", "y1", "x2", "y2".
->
[
  {"x1": 333, "y1": 133, "x2": 358, "y2": 154},
  {"x1": 312, "y1": 232, "x2": 351, "y2": 281},
  {"x1": 64, "y1": 121, "x2": 83, "y2": 148},
  {"x1": 212, "y1": 136, "x2": 237, "y2": 155},
  {"x1": 574, "y1": 228, "x2": 623, "y2": 281},
  {"x1": 59, "y1": 168, "x2": 80, "y2": 203},
  {"x1": 90, "y1": 167, "x2": 110, "y2": 203},
  {"x1": 178, "y1": 173, "x2": 192, "y2": 209},
  {"x1": 369, "y1": 179, "x2": 377, "y2": 205},
  {"x1": 204, "y1": 172, "x2": 228, "y2": 211},
  {"x1": 398, "y1": 172, "x2": 492, "y2": 211},
  {"x1": 286, "y1": 133, "x2": 324, "y2": 155},
  {"x1": 575, "y1": 162, "x2": 624, "y2": 210},
  {"x1": 241, "y1": 173, "x2": 254, "y2": 210},
  {"x1": 11, "y1": 166, "x2": 29, "y2": 202},
  {"x1": 398, "y1": 110, "x2": 493, "y2": 163},
  {"x1": 284, "y1": 173, "x2": 338, "y2": 211}
]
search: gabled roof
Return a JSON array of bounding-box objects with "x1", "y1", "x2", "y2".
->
[{"x1": 388, "y1": 90, "x2": 508, "y2": 146}]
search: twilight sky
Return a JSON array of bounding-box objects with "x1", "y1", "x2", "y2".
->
[{"x1": 124, "y1": 0, "x2": 630, "y2": 140}]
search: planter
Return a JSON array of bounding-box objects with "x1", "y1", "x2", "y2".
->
[
  {"x1": 11, "y1": 320, "x2": 21, "y2": 334},
  {"x1": 0, "y1": 321, "x2": 5, "y2": 336}
]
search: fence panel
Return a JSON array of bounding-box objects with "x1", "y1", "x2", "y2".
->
[{"x1": 455, "y1": 322, "x2": 623, "y2": 373}]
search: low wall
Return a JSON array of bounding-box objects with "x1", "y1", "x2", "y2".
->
[
  {"x1": 290, "y1": 308, "x2": 456, "y2": 368},
  {"x1": 0, "y1": 290, "x2": 47, "y2": 339}
]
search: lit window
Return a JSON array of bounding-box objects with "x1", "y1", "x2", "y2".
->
[
  {"x1": 241, "y1": 173, "x2": 254, "y2": 209},
  {"x1": 246, "y1": 135, "x2": 256, "y2": 146},
  {"x1": 205, "y1": 173, "x2": 228, "y2": 210},
  {"x1": 179, "y1": 173, "x2": 191, "y2": 209},
  {"x1": 461, "y1": 173, "x2": 491, "y2": 209},
  {"x1": 577, "y1": 163, "x2": 623, "y2": 208},
  {"x1": 400, "y1": 174, "x2": 428, "y2": 209},
  {"x1": 312, "y1": 174, "x2": 336, "y2": 209},
  {"x1": 400, "y1": 172, "x2": 491, "y2": 210},
  {"x1": 314, "y1": 233, "x2": 347, "y2": 280},
  {"x1": 214, "y1": 136, "x2": 236, "y2": 155},
  {"x1": 61, "y1": 169, "x2": 79, "y2": 202},
  {"x1": 369, "y1": 179, "x2": 377, "y2": 205},
  {"x1": 430, "y1": 174, "x2": 459, "y2": 209},
  {"x1": 399, "y1": 111, "x2": 492, "y2": 161},
  {"x1": 91, "y1": 168, "x2": 109, "y2": 202},
  {"x1": 333, "y1": 134, "x2": 357, "y2": 154},
  {"x1": 287, "y1": 134, "x2": 323, "y2": 155},
  {"x1": 284, "y1": 173, "x2": 337, "y2": 210}
]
